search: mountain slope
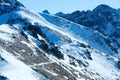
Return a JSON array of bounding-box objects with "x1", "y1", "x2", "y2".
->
[
  {"x1": 40, "y1": 13, "x2": 120, "y2": 79},
  {"x1": 56, "y1": 4, "x2": 120, "y2": 44},
  {"x1": 0, "y1": 49, "x2": 48, "y2": 80},
  {"x1": 0, "y1": 0, "x2": 120, "y2": 80}
]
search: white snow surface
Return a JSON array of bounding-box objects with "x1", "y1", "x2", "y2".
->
[
  {"x1": 0, "y1": 7, "x2": 120, "y2": 79},
  {"x1": 39, "y1": 13, "x2": 120, "y2": 79},
  {"x1": 0, "y1": 24, "x2": 17, "y2": 34},
  {"x1": 17, "y1": 9, "x2": 120, "y2": 79},
  {"x1": 0, "y1": 32, "x2": 14, "y2": 42},
  {"x1": 0, "y1": 24, "x2": 17, "y2": 42},
  {"x1": 0, "y1": 49, "x2": 47, "y2": 80}
]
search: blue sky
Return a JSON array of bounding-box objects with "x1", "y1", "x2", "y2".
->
[{"x1": 18, "y1": 0, "x2": 120, "y2": 14}]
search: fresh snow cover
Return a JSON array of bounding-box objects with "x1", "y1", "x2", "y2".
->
[
  {"x1": 0, "y1": 32, "x2": 14, "y2": 42},
  {"x1": 17, "y1": 9, "x2": 85, "y2": 44},
  {"x1": 0, "y1": 24, "x2": 18, "y2": 34},
  {"x1": 17, "y1": 9, "x2": 48, "y2": 25},
  {"x1": 38, "y1": 13, "x2": 120, "y2": 79},
  {"x1": 0, "y1": 4, "x2": 119, "y2": 79},
  {"x1": 41, "y1": 14, "x2": 114, "y2": 54},
  {"x1": 0, "y1": 49, "x2": 38, "y2": 80},
  {"x1": 87, "y1": 49, "x2": 120, "y2": 79},
  {"x1": 0, "y1": 24, "x2": 16, "y2": 43},
  {"x1": 0, "y1": 49, "x2": 48, "y2": 80},
  {"x1": 10, "y1": 9, "x2": 120, "y2": 79}
]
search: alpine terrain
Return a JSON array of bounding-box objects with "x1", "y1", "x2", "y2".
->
[{"x1": 0, "y1": 0, "x2": 120, "y2": 80}]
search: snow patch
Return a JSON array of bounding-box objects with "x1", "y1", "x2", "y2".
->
[
  {"x1": 0, "y1": 32, "x2": 14, "y2": 42},
  {"x1": 0, "y1": 49, "x2": 48, "y2": 80},
  {"x1": 0, "y1": 24, "x2": 17, "y2": 34}
]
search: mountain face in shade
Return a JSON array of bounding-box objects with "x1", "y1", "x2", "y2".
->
[
  {"x1": 0, "y1": 0, "x2": 23, "y2": 14},
  {"x1": 56, "y1": 4, "x2": 120, "y2": 43},
  {"x1": 0, "y1": 1, "x2": 120, "y2": 80}
]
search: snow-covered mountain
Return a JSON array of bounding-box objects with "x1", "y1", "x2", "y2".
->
[
  {"x1": 56, "y1": 4, "x2": 120, "y2": 44},
  {"x1": 0, "y1": 0, "x2": 120, "y2": 80}
]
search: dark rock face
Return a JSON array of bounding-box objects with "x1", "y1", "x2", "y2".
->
[
  {"x1": 56, "y1": 4, "x2": 120, "y2": 41},
  {"x1": 0, "y1": 0, "x2": 23, "y2": 14},
  {"x1": 0, "y1": 76, "x2": 8, "y2": 80},
  {"x1": 42, "y1": 10, "x2": 50, "y2": 14},
  {"x1": 0, "y1": 0, "x2": 16, "y2": 4},
  {"x1": 0, "y1": 56, "x2": 6, "y2": 61}
]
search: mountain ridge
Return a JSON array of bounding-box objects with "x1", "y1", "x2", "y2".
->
[
  {"x1": 0, "y1": 1, "x2": 120, "y2": 80},
  {"x1": 56, "y1": 4, "x2": 120, "y2": 43}
]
